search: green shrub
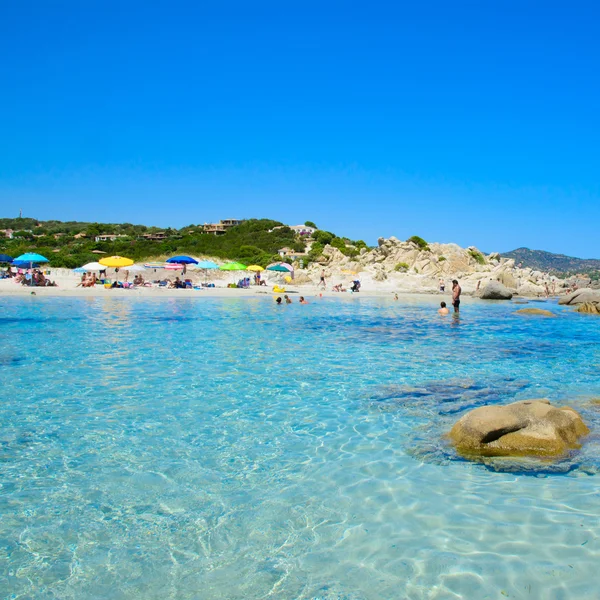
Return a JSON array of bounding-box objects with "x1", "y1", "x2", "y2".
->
[
  {"x1": 312, "y1": 230, "x2": 334, "y2": 245},
  {"x1": 468, "y1": 250, "x2": 486, "y2": 265},
  {"x1": 395, "y1": 262, "x2": 410, "y2": 272},
  {"x1": 407, "y1": 235, "x2": 429, "y2": 250},
  {"x1": 304, "y1": 221, "x2": 317, "y2": 228},
  {"x1": 307, "y1": 242, "x2": 324, "y2": 263},
  {"x1": 438, "y1": 256, "x2": 446, "y2": 262}
]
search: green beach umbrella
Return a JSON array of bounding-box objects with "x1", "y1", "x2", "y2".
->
[{"x1": 219, "y1": 262, "x2": 247, "y2": 271}]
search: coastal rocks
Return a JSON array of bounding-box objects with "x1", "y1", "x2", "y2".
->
[
  {"x1": 449, "y1": 400, "x2": 589, "y2": 458},
  {"x1": 478, "y1": 281, "x2": 513, "y2": 300},
  {"x1": 514, "y1": 308, "x2": 555, "y2": 317},
  {"x1": 576, "y1": 302, "x2": 600, "y2": 315},
  {"x1": 517, "y1": 281, "x2": 545, "y2": 297},
  {"x1": 559, "y1": 289, "x2": 600, "y2": 305}
]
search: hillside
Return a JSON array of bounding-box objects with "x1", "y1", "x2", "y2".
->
[
  {"x1": 501, "y1": 247, "x2": 600, "y2": 276},
  {"x1": 0, "y1": 217, "x2": 365, "y2": 269}
]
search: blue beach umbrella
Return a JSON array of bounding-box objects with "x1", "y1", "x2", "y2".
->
[
  {"x1": 0, "y1": 253, "x2": 13, "y2": 263},
  {"x1": 166, "y1": 255, "x2": 198, "y2": 265},
  {"x1": 14, "y1": 253, "x2": 49, "y2": 286},
  {"x1": 194, "y1": 260, "x2": 219, "y2": 283},
  {"x1": 196, "y1": 260, "x2": 219, "y2": 269},
  {"x1": 15, "y1": 253, "x2": 49, "y2": 264}
]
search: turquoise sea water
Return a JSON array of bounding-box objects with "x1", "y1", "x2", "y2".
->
[{"x1": 1, "y1": 295, "x2": 600, "y2": 600}]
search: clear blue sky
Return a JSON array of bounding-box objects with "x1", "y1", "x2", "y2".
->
[{"x1": 1, "y1": 1, "x2": 599, "y2": 257}]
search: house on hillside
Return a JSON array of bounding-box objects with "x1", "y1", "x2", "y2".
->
[
  {"x1": 289, "y1": 225, "x2": 317, "y2": 237},
  {"x1": 201, "y1": 219, "x2": 244, "y2": 235},
  {"x1": 141, "y1": 232, "x2": 168, "y2": 241},
  {"x1": 95, "y1": 234, "x2": 127, "y2": 242},
  {"x1": 278, "y1": 247, "x2": 307, "y2": 260},
  {"x1": 1, "y1": 229, "x2": 14, "y2": 239}
]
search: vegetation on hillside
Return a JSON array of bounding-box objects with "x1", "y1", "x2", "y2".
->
[
  {"x1": 0, "y1": 216, "x2": 370, "y2": 269},
  {"x1": 501, "y1": 247, "x2": 600, "y2": 276},
  {"x1": 0, "y1": 218, "x2": 304, "y2": 269}
]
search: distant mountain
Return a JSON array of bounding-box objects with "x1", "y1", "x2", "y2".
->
[{"x1": 501, "y1": 247, "x2": 600, "y2": 275}]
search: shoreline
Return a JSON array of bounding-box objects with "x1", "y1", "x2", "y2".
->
[{"x1": 0, "y1": 282, "x2": 550, "y2": 304}]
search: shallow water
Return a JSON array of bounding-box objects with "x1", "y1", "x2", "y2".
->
[{"x1": 1, "y1": 295, "x2": 599, "y2": 599}]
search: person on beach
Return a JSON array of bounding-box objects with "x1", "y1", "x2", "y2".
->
[
  {"x1": 452, "y1": 280, "x2": 461, "y2": 312},
  {"x1": 394, "y1": 293, "x2": 398, "y2": 300},
  {"x1": 319, "y1": 270, "x2": 326, "y2": 289},
  {"x1": 299, "y1": 296, "x2": 308, "y2": 304},
  {"x1": 438, "y1": 301, "x2": 449, "y2": 315},
  {"x1": 284, "y1": 295, "x2": 292, "y2": 304},
  {"x1": 439, "y1": 279, "x2": 445, "y2": 292}
]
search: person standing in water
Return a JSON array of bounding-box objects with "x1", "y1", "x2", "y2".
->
[{"x1": 452, "y1": 280, "x2": 461, "y2": 313}]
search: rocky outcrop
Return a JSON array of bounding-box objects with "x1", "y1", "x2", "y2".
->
[
  {"x1": 514, "y1": 308, "x2": 555, "y2": 317},
  {"x1": 576, "y1": 302, "x2": 600, "y2": 315},
  {"x1": 478, "y1": 281, "x2": 513, "y2": 300},
  {"x1": 300, "y1": 236, "x2": 558, "y2": 295},
  {"x1": 559, "y1": 289, "x2": 600, "y2": 305},
  {"x1": 449, "y1": 399, "x2": 589, "y2": 458}
]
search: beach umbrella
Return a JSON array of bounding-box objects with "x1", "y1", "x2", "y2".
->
[
  {"x1": 74, "y1": 267, "x2": 87, "y2": 273},
  {"x1": 99, "y1": 256, "x2": 134, "y2": 268},
  {"x1": 144, "y1": 263, "x2": 164, "y2": 269},
  {"x1": 266, "y1": 263, "x2": 292, "y2": 272},
  {"x1": 219, "y1": 262, "x2": 247, "y2": 285},
  {"x1": 166, "y1": 255, "x2": 198, "y2": 265},
  {"x1": 193, "y1": 259, "x2": 219, "y2": 283},
  {"x1": 0, "y1": 253, "x2": 13, "y2": 263},
  {"x1": 81, "y1": 262, "x2": 107, "y2": 271},
  {"x1": 196, "y1": 260, "x2": 219, "y2": 269},
  {"x1": 219, "y1": 262, "x2": 247, "y2": 271},
  {"x1": 123, "y1": 264, "x2": 145, "y2": 272},
  {"x1": 164, "y1": 263, "x2": 184, "y2": 270},
  {"x1": 14, "y1": 253, "x2": 49, "y2": 286},
  {"x1": 246, "y1": 265, "x2": 264, "y2": 271}
]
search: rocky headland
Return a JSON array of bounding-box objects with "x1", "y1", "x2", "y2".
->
[{"x1": 299, "y1": 236, "x2": 565, "y2": 297}]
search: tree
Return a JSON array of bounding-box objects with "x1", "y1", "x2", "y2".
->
[{"x1": 304, "y1": 221, "x2": 317, "y2": 229}]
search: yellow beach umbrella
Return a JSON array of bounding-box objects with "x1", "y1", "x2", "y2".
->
[
  {"x1": 99, "y1": 255, "x2": 134, "y2": 268},
  {"x1": 247, "y1": 265, "x2": 264, "y2": 272}
]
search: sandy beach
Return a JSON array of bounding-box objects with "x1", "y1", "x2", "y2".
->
[{"x1": 0, "y1": 266, "x2": 453, "y2": 300}]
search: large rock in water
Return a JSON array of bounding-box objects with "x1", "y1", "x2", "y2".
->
[
  {"x1": 479, "y1": 281, "x2": 513, "y2": 300},
  {"x1": 576, "y1": 302, "x2": 600, "y2": 315},
  {"x1": 558, "y1": 289, "x2": 600, "y2": 305},
  {"x1": 449, "y1": 400, "x2": 589, "y2": 458},
  {"x1": 514, "y1": 308, "x2": 555, "y2": 317}
]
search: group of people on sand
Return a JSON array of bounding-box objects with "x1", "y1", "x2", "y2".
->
[
  {"x1": 275, "y1": 295, "x2": 308, "y2": 305},
  {"x1": 15, "y1": 269, "x2": 56, "y2": 287},
  {"x1": 320, "y1": 270, "x2": 361, "y2": 292},
  {"x1": 77, "y1": 272, "x2": 99, "y2": 287}
]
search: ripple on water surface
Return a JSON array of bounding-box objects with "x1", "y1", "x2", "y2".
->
[{"x1": 1, "y1": 296, "x2": 600, "y2": 599}]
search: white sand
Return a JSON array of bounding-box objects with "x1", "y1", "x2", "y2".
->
[{"x1": 0, "y1": 268, "x2": 466, "y2": 303}]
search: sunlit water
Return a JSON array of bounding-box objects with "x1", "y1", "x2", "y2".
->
[{"x1": 1, "y1": 295, "x2": 600, "y2": 600}]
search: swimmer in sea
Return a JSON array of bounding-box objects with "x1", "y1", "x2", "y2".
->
[
  {"x1": 275, "y1": 296, "x2": 282, "y2": 304},
  {"x1": 284, "y1": 295, "x2": 292, "y2": 304},
  {"x1": 394, "y1": 293, "x2": 398, "y2": 301},
  {"x1": 299, "y1": 296, "x2": 308, "y2": 304},
  {"x1": 438, "y1": 301, "x2": 449, "y2": 315}
]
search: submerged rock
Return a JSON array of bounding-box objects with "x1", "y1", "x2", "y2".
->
[
  {"x1": 576, "y1": 302, "x2": 600, "y2": 315},
  {"x1": 514, "y1": 308, "x2": 555, "y2": 317},
  {"x1": 449, "y1": 399, "x2": 589, "y2": 458},
  {"x1": 478, "y1": 281, "x2": 513, "y2": 300}
]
